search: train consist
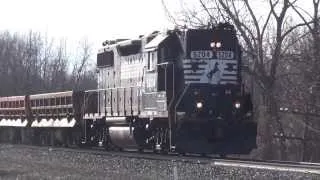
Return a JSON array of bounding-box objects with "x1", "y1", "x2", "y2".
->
[{"x1": 0, "y1": 23, "x2": 257, "y2": 154}]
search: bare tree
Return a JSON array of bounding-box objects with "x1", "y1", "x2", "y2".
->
[
  {"x1": 0, "y1": 31, "x2": 96, "y2": 96},
  {"x1": 71, "y1": 37, "x2": 96, "y2": 91},
  {"x1": 38, "y1": 32, "x2": 55, "y2": 91},
  {"x1": 284, "y1": 0, "x2": 320, "y2": 161},
  {"x1": 23, "y1": 31, "x2": 44, "y2": 94},
  {"x1": 47, "y1": 38, "x2": 69, "y2": 91}
]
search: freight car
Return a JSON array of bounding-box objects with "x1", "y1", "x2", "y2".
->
[
  {"x1": 0, "y1": 23, "x2": 257, "y2": 155},
  {"x1": 0, "y1": 91, "x2": 84, "y2": 145}
]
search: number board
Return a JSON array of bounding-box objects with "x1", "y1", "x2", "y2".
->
[
  {"x1": 216, "y1": 51, "x2": 234, "y2": 60},
  {"x1": 190, "y1": 50, "x2": 213, "y2": 59}
]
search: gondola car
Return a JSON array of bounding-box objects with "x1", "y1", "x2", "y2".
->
[{"x1": 0, "y1": 92, "x2": 84, "y2": 145}]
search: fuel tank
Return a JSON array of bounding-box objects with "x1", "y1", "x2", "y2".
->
[{"x1": 109, "y1": 126, "x2": 138, "y2": 148}]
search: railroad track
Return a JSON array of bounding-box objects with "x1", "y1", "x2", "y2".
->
[
  {"x1": 2, "y1": 143, "x2": 320, "y2": 175},
  {"x1": 212, "y1": 159, "x2": 320, "y2": 174}
]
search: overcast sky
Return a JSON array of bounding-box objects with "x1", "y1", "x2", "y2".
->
[
  {"x1": 0, "y1": 0, "x2": 180, "y2": 52},
  {"x1": 0, "y1": 0, "x2": 315, "y2": 53}
]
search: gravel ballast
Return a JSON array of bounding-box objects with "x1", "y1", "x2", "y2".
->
[{"x1": 0, "y1": 144, "x2": 319, "y2": 180}]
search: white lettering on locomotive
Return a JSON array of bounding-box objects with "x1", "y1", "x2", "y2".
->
[
  {"x1": 190, "y1": 50, "x2": 213, "y2": 59},
  {"x1": 216, "y1": 51, "x2": 234, "y2": 60}
]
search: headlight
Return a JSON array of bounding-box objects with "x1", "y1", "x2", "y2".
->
[
  {"x1": 216, "y1": 42, "x2": 222, "y2": 48},
  {"x1": 210, "y1": 41, "x2": 222, "y2": 48},
  {"x1": 235, "y1": 102, "x2": 241, "y2": 109},
  {"x1": 196, "y1": 102, "x2": 203, "y2": 109}
]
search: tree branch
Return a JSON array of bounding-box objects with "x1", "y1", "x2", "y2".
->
[{"x1": 199, "y1": 0, "x2": 216, "y2": 25}]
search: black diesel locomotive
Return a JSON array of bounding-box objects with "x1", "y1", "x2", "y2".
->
[{"x1": 0, "y1": 23, "x2": 257, "y2": 154}]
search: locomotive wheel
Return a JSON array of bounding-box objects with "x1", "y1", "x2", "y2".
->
[
  {"x1": 219, "y1": 154, "x2": 226, "y2": 158},
  {"x1": 138, "y1": 148, "x2": 144, "y2": 153},
  {"x1": 161, "y1": 149, "x2": 169, "y2": 155},
  {"x1": 153, "y1": 148, "x2": 159, "y2": 154},
  {"x1": 201, "y1": 153, "x2": 207, "y2": 157},
  {"x1": 104, "y1": 143, "x2": 111, "y2": 151}
]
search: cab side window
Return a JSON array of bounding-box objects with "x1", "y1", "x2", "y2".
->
[{"x1": 147, "y1": 51, "x2": 156, "y2": 71}]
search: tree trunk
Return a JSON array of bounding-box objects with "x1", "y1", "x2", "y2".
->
[{"x1": 257, "y1": 88, "x2": 286, "y2": 160}]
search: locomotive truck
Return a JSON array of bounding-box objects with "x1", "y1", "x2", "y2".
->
[{"x1": 0, "y1": 23, "x2": 257, "y2": 155}]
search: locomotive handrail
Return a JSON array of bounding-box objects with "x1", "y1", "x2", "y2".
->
[
  {"x1": 156, "y1": 62, "x2": 175, "y2": 110},
  {"x1": 31, "y1": 104, "x2": 73, "y2": 109},
  {"x1": 84, "y1": 86, "x2": 143, "y2": 92},
  {"x1": 174, "y1": 83, "x2": 191, "y2": 123},
  {"x1": 169, "y1": 62, "x2": 175, "y2": 151},
  {"x1": 156, "y1": 62, "x2": 171, "y2": 66},
  {"x1": 143, "y1": 92, "x2": 160, "y2": 95},
  {"x1": 29, "y1": 91, "x2": 73, "y2": 99},
  {"x1": 156, "y1": 61, "x2": 176, "y2": 151},
  {"x1": 0, "y1": 107, "x2": 25, "y2": 111}
]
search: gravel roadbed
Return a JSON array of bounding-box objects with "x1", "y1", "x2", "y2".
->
[{"x1": 0, "y1": 144, "x2": 319, "y2": 180}]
